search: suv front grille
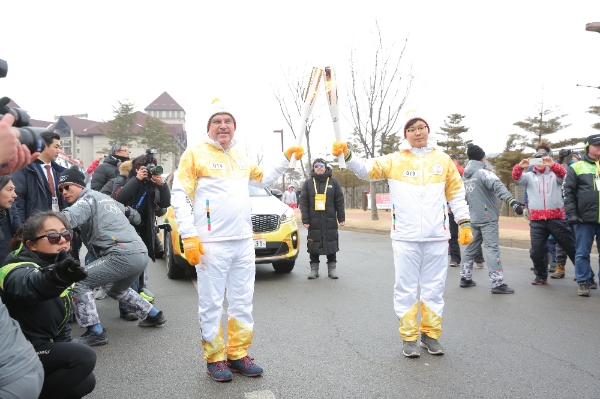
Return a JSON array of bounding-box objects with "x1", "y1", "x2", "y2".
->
[{"x1": 252, "y1": 214, "x2": 280, "y2": 233}]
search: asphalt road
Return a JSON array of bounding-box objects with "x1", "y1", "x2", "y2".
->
[{"x1": 80, "y1": 227, "x2": 600, "y2": 399}]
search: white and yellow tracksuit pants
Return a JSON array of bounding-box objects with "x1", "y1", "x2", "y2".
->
[
  {"x1": 196, "y1": 238, "x2": 255, "y2": 363},
  {"x1": 392, "y1": 240, "x2": 448, "y2": 341}
]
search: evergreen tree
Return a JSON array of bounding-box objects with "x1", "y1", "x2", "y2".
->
[
  {"x1": 437, "y1": 114, "x2": 469, "y2": 161},
  {"x1": 137, "y1": 116, "x2": 179, "y2": 164},
  {"x1": 513, "y1": 104, "x2": 582, "y2": 149},
  {"x1": 380, "y1": 132, "x2": 402, "y2": 155},
  {"x1": 587, "y1": 103, "x2": 600, "y2": 130},
  {"x1": 101, "y1": 100, "x2": 137, "y2": 151}
]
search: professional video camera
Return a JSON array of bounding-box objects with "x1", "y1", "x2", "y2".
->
[
  {"x1": 145, "y1": 147, "x2": 163, "y2": 176},
  {"x1": 0, "y1": 59, "x2": 46, "y2": 154}
]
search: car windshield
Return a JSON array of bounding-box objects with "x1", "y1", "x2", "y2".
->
[{"x1": 248, "y1": 185, "x2": 270, "y2": 197}]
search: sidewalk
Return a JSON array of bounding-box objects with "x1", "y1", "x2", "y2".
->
[{"x1": 295, "y1": 208, "x2": 531, "y2": 249}]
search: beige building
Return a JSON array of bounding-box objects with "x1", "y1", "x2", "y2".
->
[{"x1": 49, "y1": 92, "x2": 187, "y2": 173}]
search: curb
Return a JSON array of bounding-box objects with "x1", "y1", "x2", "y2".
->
[{"x1": 341, "y1": 225, "x2": 532, "y2": 250}]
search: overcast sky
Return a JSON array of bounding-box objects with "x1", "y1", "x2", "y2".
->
[{"x1": 3, "y1": 1, "x2": 600, "y2": 161}]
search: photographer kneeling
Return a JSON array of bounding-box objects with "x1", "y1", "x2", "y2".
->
[
  {"x1": 0, "y1": 211, "x2": 96, "y2": 399},
  {"x1": 111, "y1": 152, "x2": 170, "y2": 320},
  {"x1": 58, "y1": 167, "x2": 167, "y2": 346}
]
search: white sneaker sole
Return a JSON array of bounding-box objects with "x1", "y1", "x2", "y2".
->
[{"x1": 419, "y1": 342, "x2": 444, "y2": 355}]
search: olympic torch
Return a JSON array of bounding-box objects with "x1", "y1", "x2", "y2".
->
[
  {"x1": 289, "y1": 67, "x2": 323, "y2": 169},
  {"x1": 324, "y1": 66, "x2": 345, "y2": 168}
]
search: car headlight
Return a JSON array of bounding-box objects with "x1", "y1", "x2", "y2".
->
[{"x1": 280, "y1": 208, "x2": 295, "y2": 223}]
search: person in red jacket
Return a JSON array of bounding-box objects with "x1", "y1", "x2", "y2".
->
[{"x1": 86, "y1": 154, "x2": 104, "y2": 175}]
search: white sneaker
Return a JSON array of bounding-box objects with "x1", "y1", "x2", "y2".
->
[{"x1": 93, "y1": 286, "x2": 107, "y2": 300}]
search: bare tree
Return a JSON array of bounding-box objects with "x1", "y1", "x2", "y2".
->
[
  {"x1": 272, "y1": 66, "x2": 320, "y2": 178},
  {"x1": 347, "y1": 23, "x2": 413, "y2": 220}
]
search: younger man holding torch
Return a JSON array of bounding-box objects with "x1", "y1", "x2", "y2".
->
[{"x1": 332, "y1": 116, "x2": 472, "y2": 357}]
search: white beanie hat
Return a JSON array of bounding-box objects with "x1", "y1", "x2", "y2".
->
[{"x1": 206, "y1": 98, "x2": 236, "y2": 132}]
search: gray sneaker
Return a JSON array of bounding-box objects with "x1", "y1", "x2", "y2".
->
[
  {"x1": 402, "y1": 340, "x2": 420, "y2": 358},
  {"x1": 491, "y1": 284, "x2": 515, "y2": 294},
  {"x1": 578, "y1": 282, "x2": 590, "y2": 297},
  {"x1": 72, "y1": 328, "x2": 108, "y2": 346},
  {"x1": 419, "y1": 334, "x2": 444, "y2": 355}
]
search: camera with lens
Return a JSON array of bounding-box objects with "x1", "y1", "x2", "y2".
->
[
  {"x1": 558, "y1": 148, "x2": 573, "y2": 164},
  {"x1": 145, "y1": 147, "x2": 163, "y2": 176},
  {"x1": 0, "y1": 59, "x2": 47, "y2": 154}
]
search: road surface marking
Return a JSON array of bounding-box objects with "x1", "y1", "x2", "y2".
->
[{"x1": 245, "y1": 391, "x2": 276, "y2": 399}]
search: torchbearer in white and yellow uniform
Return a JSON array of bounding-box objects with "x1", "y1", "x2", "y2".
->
[
  {"x1": 171, "y1": 99, "x2": 304, "y2": 382},
  {"x1": 332, "y1": 117, "x2": 472, "y2": 358}
]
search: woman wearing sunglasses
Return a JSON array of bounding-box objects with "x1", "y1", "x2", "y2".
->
[{"x1": 0, "y1": 210, "x2": 96, "y2": 399}]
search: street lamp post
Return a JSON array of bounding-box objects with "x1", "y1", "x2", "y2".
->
[{"x1": 273, "y1": 129, "x2": 285, "y2": 191}]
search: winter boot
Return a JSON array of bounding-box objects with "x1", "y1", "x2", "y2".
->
[
  {"x1": 327, "y1": 262, "x2": 338, "y2": 279},
  {"x1": 308, "y1": 263, "x2": 319, "y2": 279},
  {"x1": 551, "y1": 264, "x2": 565, "y2": 279}
]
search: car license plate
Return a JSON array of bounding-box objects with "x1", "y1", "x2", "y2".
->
[{"x1": 254, "y1": 239, "x2": 266, "y2": 248}]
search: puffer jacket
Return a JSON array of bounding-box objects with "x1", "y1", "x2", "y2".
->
[
  {"x1": 90, "y1": 155, "x2": 120, "y2": 191},
  {"x1": 462, "y1": 160, "x2": 515, "y2": 224},
  {"x1": 299, "y1": 168, "x2": 345, "y2": 255},
  {"x1": 61, "y1": 187, "x2": 147, "y2": 257},
  {"x1": 346, "y1": 146, "x2": 470, "y2": 242},
  {"x1": 0, "y1": 247, "x2": 73, "y2": 347},
  {"x1": 171, "y1": 136, "x2": 289, "y2": 242},
  {"x1": 512, "y1": 162, "x2": 566, "y2": 220},
  {"x1": 113, "y1": 161, "x2": 171, "y2": 261},
  {"x1": 564, "y1": 154, "x2": 600, "y2": 223}
]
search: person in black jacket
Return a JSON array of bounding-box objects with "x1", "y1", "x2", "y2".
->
[
  {"x1": 112, "y1": 155, "x2": 170, "y2": 319},
  {"x1": 299, "y1": 158, "x2": 345, "y2": 279},
  {"x1": 0, "y1": 210, "x2": 95, "y2": 399},
  {"x1": 90, "y1": 142, "x2": 130, "y2": 191},
  {"x1": 563, "y1": 133, "x2": 600, "y2": 297},
  {"x1": 12, "y1": 131, "x2": 68, "y2": 223},
  {"x1": 0, "y1": 175, "x2": 21, "y2": 262}
]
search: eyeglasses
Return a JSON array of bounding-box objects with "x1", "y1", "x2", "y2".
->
[
  {"x1": 406, "y1": 125, "x2": 428, "y2": 134},
  {"x1": 58, "y1": 185, "x2": 71, "y2": 193},
  {"x1": 314, "y1": 163, "x2": 325, "y2": 168},
  {"x1": 116, "y1": 148, "x2": 130, "y2": 154},
  {"x1": 211, "y1": 118, "x2": 234, "y2": 126},
  {"x1": 34, "y1": 230, "x2": 73, "y2": 245}
]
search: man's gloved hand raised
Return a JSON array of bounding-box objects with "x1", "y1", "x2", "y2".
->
[
  {"x1": 457, "y1": 220, "x2": 473, "y2": 245},
  {"x1": 332, "y1": 141, "x2": 349, "y2": 158},
  {"x1": 284, "y1": 146, "x2": 305, "y2": 161},
  {"x1": 51, "y1": 249, "x2": 88, "y2": 285},
  {"x1": 508, "y1": 199, "x2": 524, "y2": 216},
  {"x1": 183, "y1": 236, "x2": 204, "y2": 266}
]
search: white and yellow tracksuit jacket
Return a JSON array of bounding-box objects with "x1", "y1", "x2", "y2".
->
[
  {"x1": 171, "y1": 137, "x2": 289, "y2": 242},
  {"x1": 171, "y1": 136, "x2": 289, "y2": 362},
  {"x1": 346, "y1": 147, "x2": 470, "y2": 239},
  {"x1": 346, "y1": 146, "x2": 470, "y2": 341}
]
